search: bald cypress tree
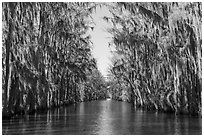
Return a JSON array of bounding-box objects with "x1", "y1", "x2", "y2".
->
[
  {"x1": 107, "y1": 2, "x2": 201, "y2": 115},
  {"x1": 2, "y1": 2, "x2": 106, "y2": 118}
]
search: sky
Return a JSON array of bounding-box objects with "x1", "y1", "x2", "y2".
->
[{"x1": 89, "y1": 6, "x2": 113, "y2": 77}]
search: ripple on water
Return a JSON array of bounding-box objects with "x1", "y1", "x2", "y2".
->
[{"x1": 2, "y1": 100, "x2": 202, "y2": 135}]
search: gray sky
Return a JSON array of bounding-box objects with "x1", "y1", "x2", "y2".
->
[{"x1": 89, "y1": 6, "x2": 113, "y2": 77}]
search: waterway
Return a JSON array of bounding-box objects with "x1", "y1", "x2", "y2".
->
[{"x1": 2, "y1": 100, "x2": 202, "y2": 135}]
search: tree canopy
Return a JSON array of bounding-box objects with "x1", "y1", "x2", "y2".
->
[
  {"x1": 106, "y1": 2, "x2": 201, "y2": 115},
  {"x1": 2, "y1": 2, "x2": 202, "y2": 118},
  {"x1": 2, "y1": 2, "x2": 107, "y2": 118}
]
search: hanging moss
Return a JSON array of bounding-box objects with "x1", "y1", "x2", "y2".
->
[{"x1": 107, "y1": 2, "x2": 201, "y2": 115}]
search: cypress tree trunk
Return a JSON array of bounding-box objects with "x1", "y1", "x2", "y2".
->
[{"x1": 3, "y1": 3, "x2": 16, "y2": 117}]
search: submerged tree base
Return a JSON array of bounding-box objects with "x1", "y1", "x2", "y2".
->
[
  {"x1": 111, "y1": 98, "x2": 201, "y2": 116},
  {"x1": 2, "y1": 98, "x2": 107, "y2": 120}
]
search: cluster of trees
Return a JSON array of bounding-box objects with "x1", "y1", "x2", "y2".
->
[
  {"x1": 2, "y1": 2, "x2": 202, "y2": 118},
  {"x1": 84, "y1": 69, "x2": 108, "y2": 101},
  {"x1": 2, "y1": 2, "x2": 106, "y2": 118},
  {"x1": 106, "y1": 2, "x2": 201, "y2": 115}
]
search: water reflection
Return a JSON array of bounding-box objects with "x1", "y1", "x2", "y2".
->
[
  {"x1": 2, "y1": 100, "x2": 202, "y2": 135},
  {"x1": 96, "y1": 100, "x2": 115, "y2": 134}
]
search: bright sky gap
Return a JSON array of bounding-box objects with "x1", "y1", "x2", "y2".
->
[{"x1": 89, "y1": 5, "x2": 113, "y2": 77}]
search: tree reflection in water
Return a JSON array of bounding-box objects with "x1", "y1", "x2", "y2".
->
[{"x1": 2, "y1": 100, "x2": 201, "y2": 135}]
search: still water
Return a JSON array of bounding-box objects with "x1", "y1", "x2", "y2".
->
[{"x1": 2, "y1": 100, "x2": 202, "y2": 135}]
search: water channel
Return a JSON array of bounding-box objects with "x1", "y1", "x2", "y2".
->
[{"x1": 2, "y1": 100, "x2": 202, "y2": 135}]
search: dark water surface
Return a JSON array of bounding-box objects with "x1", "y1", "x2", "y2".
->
[{"x1": 2, "y1": 100, "x2": 202, "y2": 135}]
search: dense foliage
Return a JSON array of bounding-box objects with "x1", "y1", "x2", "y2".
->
[
  {"x1": 2, "y1": 2, "x2": 202, "y2": 118},
  {"x1": 2, "y1": 2, "x2": 106, "y2": 118},
  {"x1": 106, "y1": 2, "x2": 202, "y2": 115}
]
